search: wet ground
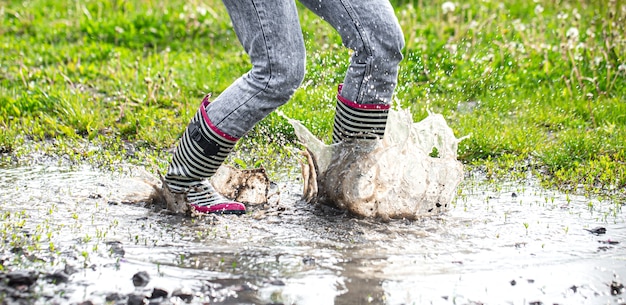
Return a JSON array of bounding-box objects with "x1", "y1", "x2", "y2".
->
[{"x1": 0, "y1": 162, "x2": 624, "y2": 305}]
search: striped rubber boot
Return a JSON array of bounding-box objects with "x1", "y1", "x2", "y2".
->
[
  {"x1": 164, "y1": 95, "x2": 246, "y2": 215},
  {"x1": 332, "y1": 85, "x2": 390, "y2": 143}
]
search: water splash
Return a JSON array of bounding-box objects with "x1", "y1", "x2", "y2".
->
[{"x1": 282, "y1": 108, "x2": 468, "y2": 219}]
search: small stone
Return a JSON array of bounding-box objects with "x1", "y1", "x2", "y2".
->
[
  {"x1": 64, "y1": 264, "x2": 78, "y2": 275},
  {"x1": 510, "y1": 279, "x2": 517, "y2": 286},
  {"x1": 45, "y1": 270, "x2": 70, "y2": 284},
  {"x1": 105, "y1": 292, "x2": 123, "y2": 302},
  {"x1": 88, "y1": 193, "x2": 102, "y2": 199},
  {"x1": 610, "y1": 281, "x2": 624, "y2": 295},
  {"x1": 149, "y1": 288, "x2": 168, "y2": 299},
  {"x1": 584, "y1": 227, "x2": 606, "y2": 235},
  {"x1": 78, "y1": 301, "x2": 94, "y2": 305},
  {"x1": 172, "y1": 288, "x2": 194, "y2": 302},
  {"x1": 7, "y1": 270, "x2": 39, "y2": 287},
  {"x1": 132, "y1": 271, "x2": 150, "y2": 287},
  {"x1": 302, "y1": 256, "x2": 315, "y2": 265},
  {"x1": 106, "y1": 241, "x2": 126, "y2": 257},
  {"x1": 127, "y1": 293, "x2": 147, "y2": 305}
]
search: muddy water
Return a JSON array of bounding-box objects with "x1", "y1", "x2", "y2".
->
[{"x1": 0, "y1": 163, "x2": 624, "y2": 305}]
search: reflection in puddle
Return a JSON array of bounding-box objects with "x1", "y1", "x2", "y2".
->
[{"x1": 0, "y1": 164, "x2": 624, "y2": 304}]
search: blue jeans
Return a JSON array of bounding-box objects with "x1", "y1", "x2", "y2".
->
[{"x1": 207, "y1": 0, "x2": 405, "y2": 138}]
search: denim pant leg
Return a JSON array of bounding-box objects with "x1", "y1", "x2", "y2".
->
[
  {"x1": 299, "y1": 0, "x2": 405, "y2": 105},
  {"x1": 206, "y1": 0, "x2": 306, "y2": 138}
]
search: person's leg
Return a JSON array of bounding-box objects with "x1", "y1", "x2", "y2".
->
[
  {"x1": 208, "y1": 0, "x2": 307, "y2": 138},
  {"x1": 164, "y1": 0, "x2": 306, "y2": 214},
  {"x1": 299, "y1": 0, "x2": 405, "y2": 142}
]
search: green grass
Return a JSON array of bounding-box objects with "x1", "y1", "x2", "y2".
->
[{"x1": 0, "y1": 0, "x2": 624, "y2": 197}]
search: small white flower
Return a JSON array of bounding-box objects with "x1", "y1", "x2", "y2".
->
[
  {"x1": 442, "y1": 1, "x2": 456, "y2": 14},
  {"x1": 566, "y1": 27, "x2": 579, "y2": 41},
  {"x1": 586, "y1": 28, "x2": 596, "y2": 38},
  {"x1": 618, "y1": 64, "x2": 626, "y2": 73},
  {"x1": 534, "y1": 4, "x2": 544, "y2": 15},
  {"x1": 445, "y1": 43, "x2": 458, "y2": 54},
  {"x1": 482, "y1": 53, "x2": 495, "y2": 62},
  {"x1": 557, "y1": 12, "x2": 568, "y2": 20},
  {"x1": 197, "y1": 6, "x2": 207, "y2": 16},
  {"x1": 593, "y1": 57, "x2": 603, "y2": 66},
  {"x1": 513, "y1": 19, "x2": 526, "y2": 32}
]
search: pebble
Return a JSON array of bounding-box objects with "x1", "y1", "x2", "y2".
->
[
  {"x1": 172, "y1": 287, "x2": 194, "y2": 302},
  {"x1": 132, "y1": 271, "x2": 150, "y2": 287},
  {"x1": 302, "y1": 256, "x2": 315, "y2": 265},
  {"x1": 149, "y1": 288, "x2": 168, "y2": 299},
  {"x1": 64, "y1": 264, "x2": 78, "y2": 275},
  {"x1": 584, "y1": 227, "x2": 607, "y2": 235},
  {"x1": 45, "y1": 270, "x2": 70, "y2": 284},
  {"x1": 127, "y1": 293, "x2": 147, "y2": 305},
  {"x1": 610, "y1": 280, "x2": 624, "y2": 295},
  {"x1": 7, "y1": 270, "x2": 39, "y2": 287},
  {"x1": 105, "y1": 292, "x2": 123, "y2": 302},
  {"x1": 106, "y1": 241, "x2": 126, "y2": 257}
]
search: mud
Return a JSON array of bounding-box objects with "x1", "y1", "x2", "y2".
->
[{"x1": 0, "y1": 163, "x2": 625, "y2": 305}]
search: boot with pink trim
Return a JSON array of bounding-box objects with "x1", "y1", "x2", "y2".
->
[
  {"x1": 332, "y1": 85, "x2": 389, "y2": 143},
  {"x1": 164, "y1": 95, "x2": 246, "y2": 215}
]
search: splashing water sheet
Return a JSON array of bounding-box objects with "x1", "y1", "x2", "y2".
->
[
  {"x1": 0, "y1": 111, "x2": 624, "y2": 305},
  {"x1": 289, "y1": 108, "x2": 466, "y2": 220}
]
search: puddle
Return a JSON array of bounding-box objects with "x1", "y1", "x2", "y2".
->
[{"x1": 0, "y1": 163, "x2": 624, "y2": 304}]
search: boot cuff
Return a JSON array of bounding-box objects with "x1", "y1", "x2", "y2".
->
[
  {"x1": 337, "y1": 84, "x2": 390, "y2": 110},
  {"x1": 200, "y1": 95, "x2": 240, "y2": 142}
]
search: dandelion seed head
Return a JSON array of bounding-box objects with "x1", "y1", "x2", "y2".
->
[
  {"x1": 573, "y1": 8, "x2": 581, "y2": 20},
  {"x1": 586, "y1": 28, "x2": 596, "y2": 38},
  {"x1": 534, "y1": 4, "x2": 544, "y2": 15},
  {"x1": 566, "y1": 27, "x2": 579, "y2": 41},
  {"x1": 618, "y1": 64, "x2": 626, "y2": 73},
  {"x1": 594, "y1": 57, "x2": 603, "y2": 66},
  {"x1": 442, "y1": 1, "x2": 456, "y2": 14}
]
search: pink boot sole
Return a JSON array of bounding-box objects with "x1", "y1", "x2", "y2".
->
[{"x1": 191, "y1": 202, "x2": 246, "y2": 215}]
